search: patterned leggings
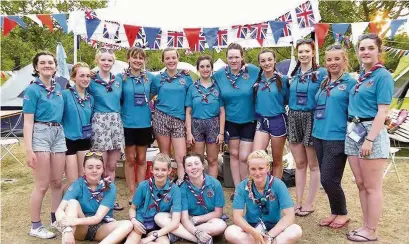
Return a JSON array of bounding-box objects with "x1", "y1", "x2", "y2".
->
[{"x1": 313, "y1": 137, "x2": 348, "y2": 215}]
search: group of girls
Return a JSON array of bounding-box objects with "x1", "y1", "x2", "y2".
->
[{"x1": 23, "y1": 32, "x2": 393, "y2": 244}]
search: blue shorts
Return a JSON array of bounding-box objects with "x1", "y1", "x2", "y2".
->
[
  {"x1": 225, "y1": 120, "x2": 256, "y2": 142},
  {"x1": 32, "y1": 123, "x2": 67, "y2": 153},
  {"x1": 256, "y1": 113, "x2": 288, "y2": 137}
]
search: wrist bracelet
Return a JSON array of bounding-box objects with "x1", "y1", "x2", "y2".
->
[
  {"x1": 365, "y1": 137, "x2": 374, "y2": 142},
  {"x1": 219, "y1": 133, "x2": 224, "y2": 135}
]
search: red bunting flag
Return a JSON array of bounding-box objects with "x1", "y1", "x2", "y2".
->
[
  {"x1": 368, "y1": 21, "x2": 387, "y2": 36},
  {"x1": 123, "y1": 24, "x2": 140, "y2": 47},
  {"x1": 37, "y1": 15, "x2": 54, "y2": 32},
  {"x1": 184, "y1": 28, "x2": 201, "y2": 51},
  {"x1": 314, "y1": 23, "x2": 329, "y2": 47},
  {"x1": 3, "y1": 17, "x2": 18, "y2": 36}
]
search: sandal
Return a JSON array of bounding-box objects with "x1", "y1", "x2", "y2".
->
[
  {"x1": 330, "y1": 218, "x2": 350, "y2": 229},
  {"x1": 295, "y1": 208, "x2": 315, "y2": 217},
  {"x1": 347, "y1": 232, "x2": 378, "y2": 242},
  {"x1": 113, "y1": 202, "x2": 124, "y2": 211},
  {"x1": 319, "y1": 216, "x2": 337, "y2": 227}
]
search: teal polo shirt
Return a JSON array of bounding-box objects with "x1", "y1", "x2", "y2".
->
[
  {"x1": 255, "y1": 74, "x2": 289, "y2": 117},
  {"x1": 88, "y1": 72, "x2": 122, "y2": 113},
  {"x1": 185, "y1": 80, "x2": 224, "y2": 119}
]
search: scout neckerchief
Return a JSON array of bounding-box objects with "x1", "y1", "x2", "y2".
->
[
  {"x1": 292, "y1": 67, "x2": 320, "y2": 83},
  {"x1": 324, "y1": 73, "x2": 345, "y2": 96},
  {"x1": 225, "y1": 65, "x2": 246, "y2": 89},
  {"x1": 247, "y1": 175, "x2": 274, "y2": 214},
  {"x1": 83, "y1": 175, "x2": 112, "y2": 204},
  {"x1": 194, "y1": 79, "x2": 215, "y2": 103},
  {"x1": 69, "y1": 86, "x2": 90, "y2": 107},
  {"x1": 31, "y1": 78, "x2": 56, "y2": 98},
  {"x1": 160, "y1": 70, "x2": 188, "y2": 85},
  {"x1": 184, "y1": 173, "x2": 207, "y2": 210},
  {"x1": 148, "y1": 177, "x2": 174, "y2": 212},
  {"x1": 354, "y1": 62, "x2": 384, "y2": 94},
  {"x1": 92, "y1": 72, "x2": 116, "y2": 92},
  {"x1": 261, "y1": 72, "x2": 281, "y2": 91},
  {"x1": 124, "y1": 68, "x2": 146, "y2": 84}
]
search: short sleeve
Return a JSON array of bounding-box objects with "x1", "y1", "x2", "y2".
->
[
  {"x1": 100, "y1": 183, "x2": 116, "y2": 209},
  {"x1": 273, "y1": 178, "x2": 294, "y2": 210},
  {"x1": 180, "y1": 185, "x2": 189, "y2": 211},
  {"x1": 171, "y1": 186, "x2": 182, "y2": 212},
  {"x1": 214, "y1": 180, "x2": 225, "y2": 208},
  {"x1": 132, "y1": 181, "x2": 147, "y2": 208},
  {"x1": 232, "y1": 182, "x2": 247, "y2": 210},
  {"x1": 318, "y1": 68, "x2": 328, "y2": 83},
  {"x1": 22, "y1": 86, "x2": 39, "y2": 114},
  {"x1": 185, "y1": 75, "x2": 194, "y2": 90},
  {"x1": 150, "y1": 75, "x2": 160, "y2": 96},
  {"x1": 217, "y1": 86, "x2": 224, "y2": 107},
  {"x1": 376, "y1": 72, "x2": 394, "y2": 105},
  {"x1": 185, "y1": 86, "x2": 193, "y2": 107},
  {"x1": 63, "y1": 180, "x2": 81, "y2": 201}
]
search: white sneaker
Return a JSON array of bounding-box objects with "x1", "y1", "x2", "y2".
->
[{"x1": 29, "y1": 226, "x2": 56, "y2": 239}]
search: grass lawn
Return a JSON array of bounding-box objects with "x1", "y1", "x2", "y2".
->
[{"x1": 1, "y1": 140, "x2": 408, "y2": 244}]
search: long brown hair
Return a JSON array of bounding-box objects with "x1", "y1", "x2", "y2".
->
[{"x1": 290, "y1": 39, "x2": 318, "y2": 82}]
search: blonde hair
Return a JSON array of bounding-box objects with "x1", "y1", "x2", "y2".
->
[
  {"x1": 153, "y1": 153, "x2": 172, "y2": 168},
  {"x1": 161, "y1": 47, "x2": 179, "y2": 62},
  {"x1": 247, "y1": 150, "x2": 271, "y2": 168},
  {"x1": 321, "y1": 45, "x2": 350, "y2": 89},
  {"x1": 70, "y1": 62, "x2": 90, "y2": 80},
  {"x1": 95, "y1": 48, "x2": 116, "y2": 64}
]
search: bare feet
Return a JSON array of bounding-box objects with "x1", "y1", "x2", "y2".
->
[
  {"x1": 319, "y1": 215, "x2": 337, "y2": 226},
  {"x1": 329, "y1": 215, "x2": 350, "y2": 229}
]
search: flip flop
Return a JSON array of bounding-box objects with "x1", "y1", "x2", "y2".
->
[
  {"x1": 319, "y1": 218, "x2": 335, "y2": 227},
  {"x1": 295, "y1": 209, "x2": 315, "y2": 217},
  {"x1": 330, "y1": 219, "x2": 350, "y2": 229},
  {"x1": 347, "y1": 233, "x2": 378, "y2": 242},
  {"x1": 114, "y1": 202, "x2": 124, "y2": 211}
]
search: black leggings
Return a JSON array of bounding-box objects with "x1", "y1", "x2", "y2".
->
[{"x1": 313, "y1": 137, "x2": 348, "y2": 215}]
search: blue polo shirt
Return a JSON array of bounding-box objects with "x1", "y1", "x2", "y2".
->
[
  {"x1": 22, "y1": 79, "x2": 64, "y2": 123},
  {"x1": 213, "y1": 64, "x2": 260, "y2": 123},
  {"x1": 88, "y1": 72, "x2": 122, "y2": 113},
  {"x1": 348, "y1": 68, "x2": 394, "y2": 118},
  {"x1": 120, "y1": 71, "x2": 154, "y2": 128},
  {"x1": 151, "y1": 70, "x2": 193, "y2": 120},
  {"x1": 180, "y1": 174, "x2": 225, "y2": 216},
  {"x1": 255, "y1": 74, "x2": 289, "y2": 117},
  {"x1": 62, "y1": 86, "x2": 94, "y2": 140},
  {"x1": 312, "y1": 73, "x2": 357, "y2": 140},
  {"x1": 132, "y1": 178, "x2": 181, "y2": 223},
  {"x1": 63, "y1": 177, "x2": 116, "y2": 218},
  {"x1": 185, "y1": 80, "x2": 224, "y2": 119},
  {"x1": 233, "y1": 175, "x2": 293, "y2": 228},
  {"x1": 289, "y1": 67, "x2": 328, "y2": 111}
]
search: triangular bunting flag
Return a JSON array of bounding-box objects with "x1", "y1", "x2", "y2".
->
[
  {"x1": 390, "y1": 19, "x2": 407, "y2": 40},
  {"x1": 331, "y1": 23, "x2": 350, "y2": 42},
  {"x1": 314, "y1": 23, "x2": 329, "y2": 47},
  {"x1": 144, "y1": 27, "x2": 161, "y2": 49},
  {"x1": 37, "y1": 14, "x2": 54, "y2": 32},
  {"x1": 123, "y1": 24, "x2": 140, "y2": 47},
  {"x1": 203, "y1": 27, "x2": 218, "y2": 50},
  {"x1": 7, "y1": 16, "x2": 26, "y2": 29},
  {"x1": 269, "y1": 21, "x2": 286, "y2": 44},
  {"x1": 52, "y1": 13, "x2": 68, "y2": 33},
  {"x1": 84, "y1": 9, "x2": 100, "y2": 41},
  {"x1": 3, "y1": 17, "x2": 18, "y2": 36},
  {"x1": 184, "y1": 28, "x2": 201, "y2": 51},
  {"x1": 26, "y1": 14, "x2": 43, "y2": 26},
  {"x1": 368, "y1": 21, "x2": 387, "y2": 35},
  {"x1": 250, "y1": 23, "x2": 268, "y2": 46},
  {"x1": 351, "y1": 22, "x2": 369, "y2": 45}
]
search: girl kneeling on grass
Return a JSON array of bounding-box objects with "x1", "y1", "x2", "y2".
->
[
  {"x1": 224, "y1": 150, "x2": 302, "y2": 244},
  {"x1": 127, "y1": 153, "x2": 182, "y2": 244},
  {"x1": 55, "y1": 152, "x2": 133, "y2": 244}
]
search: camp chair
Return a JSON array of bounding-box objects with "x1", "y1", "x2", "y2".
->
[{"x1": 0, "y1": 138, "x2": 23, "y2": 165}]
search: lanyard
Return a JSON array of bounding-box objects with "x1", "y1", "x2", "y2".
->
[
  {"x1": 354, "y1": 62, "x2": 384, "y2": 94},
  {"x1": 131, "y1": 74, "x2": 148, "y2": 104},
  {"x1": 148, "y1": 177, "x2": 173, "y2": 212},
  {"x1": 194, "y1": 80, "x2": 215, "y2": 103},
  {"x1": 93, "y1": 72, "x2": 116, "y2": 92},
  {"x1": 32, "y1": 78, "x2": 56, "y2": 98},
  {"x1": 184, "y1": 174, "x2": 207, "y2": 210},
  {"x1": 83, "y1": 175, "x2": 111, "y2": 204}
]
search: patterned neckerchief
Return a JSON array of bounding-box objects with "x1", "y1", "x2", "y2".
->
[
  {"x1": 123, "y1": 69, "x2": 146, "y2": 84},
  {"x1": 31, "y1": 78, "x2": 57, "y2": 98},
  {"x1": 92, "y1": 72, "x2": 116, "y2": 92},
  {"x1": 83, "y1": 175, "x2": 112, "y2": 204},
  {"x1": 184, "y1": 174, "x2": 207, "y2": 210},
  {"x1": 160, "y1": 70, "x2": 189, "y2": 85},
  {"x1": 293, "y1": 67, "x2": 320, "y2": 83},
  {"x1": 247, "y1": 175, "x2": 274, "y2": 204},
  {"x1": 69, "y1": 86, "x2": 91, "y2": 107},
  {"x1": 194, "y1": 79, "x2": 215, "y2": 103},
  {"x1": 260, "y1": 72, "x2": 281, "y2": 91},
  {"x1": 224, "y1": 65, "x2": 246, "y2": 89},
  {"x1": 148, "y1": 177, "x2": 174, "y2": 212},
  {"x1": 324, "y1": 73, "x2": 345, "y2": 96},
  {"x1": 354, "y1": 62, "x2": 385, "y2": 94}
]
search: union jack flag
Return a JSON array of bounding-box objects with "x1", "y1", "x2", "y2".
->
[
  {"x1": 137, "y1": 28, "x2": 144, "y2": 40},
  {"x1": 84, "y1": 9, "x2": 98, "y2": 20},
  {"x1": 194, "y1": 33, "x2": 206, "y2": 52},
  {"x1": 167, "y1": 31, "x2": 184, "y2": 48},
  {"x1": 89, "y1": 40, "x2": 98, "y2": 48},
  {"x1": 153, "y1": 33, "x2": 161, "y2": 49},
  {"x1": 103, "y1": 24, "x2": 109, "y2": 38},
  {"x1": 275, "y1": 12, "x2": 292, "y2": 36},
  {"x1": 296, "y1": 1, "x2": 315, "y2": 28},
  {"x1": 250, "y1": 22, "x2": 268, "y2": 46},
  {"x1": 217, "y1": 29, "x2": 228, "y2": 46},
  {"x1": 232, "y1": 25, "x2": 252, "y2": 38}
]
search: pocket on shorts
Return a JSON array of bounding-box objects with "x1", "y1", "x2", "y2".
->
[{"x1": 33, "y1": 124, "x2": 49, "y2": 133}]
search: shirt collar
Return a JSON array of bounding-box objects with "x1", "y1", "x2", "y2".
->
[{"x1": 153, "y1": 178, "x2": 171, "y2": 190}]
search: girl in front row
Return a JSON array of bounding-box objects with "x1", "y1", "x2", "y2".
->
[
  {"x1": 55, "y1": 152, "x2": 133, "y2": 244},
  {"x1": 127, "y1": 153, "x2": 181, "y2": 244},
  {"x1": 225, "y1": 150, "x2": 302, "y2": 244}
]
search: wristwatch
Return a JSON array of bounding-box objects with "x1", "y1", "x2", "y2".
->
[{"x1": 152, "y1": 231, "x2": 159, "y2": 240}]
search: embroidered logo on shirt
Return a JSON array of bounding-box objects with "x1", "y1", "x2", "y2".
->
[
  {"x1": 96, "y1": 193, "x2": 104, "y2": 202},
  {"x1": 365, "y1": 80, "x2": 374, "y2": 88},
  {"x1": 56, "y1": 91, "x2": 62, "y2": 96},
  {"x1": 179, "y1": 78, "x2": 186, "y2": 85},
  {"x1": 338, "y1": 84, "x2": 347, "y2": 91},
  {"x1": 242, "y1": 73, "x2": 249, "y2": 80},
  {"x1": 115, "y1": 82, "x2": 120, "y2": 88},
  {"x1": 164, "y1": 195, "x2": 171, "y2": 203},
  {"x1": 207, "y1": 189, "x2": 214, "y2": 198},
  {"x1": 269, "y1": 194, "x2": 276, "y2": 201},
  {"x1": 24, "y1": 95, "x2": 30, "y2": 101},
  {"x1": 213, "y1": 90, "x2": 219, "y2": 97}
]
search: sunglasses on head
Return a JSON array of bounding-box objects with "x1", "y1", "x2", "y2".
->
[
  {"x1": 358, "y1": 33, "x2": 378, "y2": 41},
  {"x1": 296, "y1": 38, "x2": 313, "y2": 45},
  {"x1": 326, "y1": 44, "x2": 343, "y2": 51},
  {"x1": 85, "y1": 152, "x2": 103, "y2": 157},
  {"x1": 98, "y1": 47, "x2": 114, "y2": 54}
]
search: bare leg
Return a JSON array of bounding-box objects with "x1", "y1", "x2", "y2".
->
[
  {"x1": 171, "y1": 137, "x2": 187, "y2": 180},
  {"x1": 224, "y1": 224, "x2": 257, "y2": 244},
  {"x1": 50, "y1": 152, "x2": 66, "y2": 213},
  {"x1": 228, "y1": 139, "x2": 241, "y2": 187},
  {"x1": 238, "y1": 141, "x2": 252, "y2": 180},
  {"x1": 195, "y1": 218, "x2": 227, "y2": 236},
  {"x1": 302, "y1": 146, "x2": 319, "y2": 211},
  {"x1": 64, "y1": 155, "x2": 78, "y2": 192},
  {"x1": 290, "y1": 143, "x2": 307, "y2": 211},
  {"x1": 274, "y1": 224, "x2": 302, "y2": 244},
  {"x1": 348, "y1": 155, "x2": 367, "y2": 234},
  {"x1": 154, "y1": 213, "x2": 191, "y2": 241},
  {"x1": 30, "y1": 152, "x2": 51, "y2": 222},
  {"x1": 192, "y1": 141, "x2": 205, "y2": 156},
  {"x1": 206, "y1": 143, "x2": 220, "y2": 178},
  {"x1": 252, "y1": 131, "x2": 270, "y2": 151},
  {"x1": 106, "y1": 149, "x2": 121, "y2": 180},
  {"x1": 95, "y1": 220, "x2": 133, "y2": 244},
  {"x1": 135, "y1": 145, "x2": 148, "y2": 185},
  {"x1": 156, "y1": 135, "x2": 171, "y2": 155},
  {"x1": 76, "y1": 150, "x2": 87, "y2": 177},
  {"x1": 270, "y1": 136, "x2": 286, "y2": 179},
  {"x1": 124, "y1": 145, "x2": 137, "y2": 200}
]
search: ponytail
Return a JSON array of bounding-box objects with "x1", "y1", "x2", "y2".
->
[
  {"x1": 274, "y1": 68, "x2": 283, "y2": 91},
  {"x1": 290, "y1": 61, "x2": 301, "y2": 77},
  {"x1": 311, "y1": 56, "x2": 318, "y2": 82},
  {"x1": 253, "y1": 68, "x2": 263, "y2": 101}
]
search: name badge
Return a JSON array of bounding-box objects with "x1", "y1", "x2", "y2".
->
[
  {"x1": 296, "y1": 92, "x2": 308, "y2": 105},
  {"x1": 82, "y1": 125, "x2": 92, "y2": 139},
  {"x1": 315, "y1": 104, "x2": 326, "y2": 119},
  {"x1": 134, "y1": 93, "x2": 147, "y2": 106},
  {"x1": 348, "y1": 123, "x2": 367, "y2": 144}
]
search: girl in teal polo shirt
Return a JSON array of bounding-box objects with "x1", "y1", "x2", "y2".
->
[
  {"x1": 312, "y1": 45, "x2": 356, "y2": 229},
  {"x1": 88, "y1": 48, "x2": 124, "y2": 210},
  {"x1": 288, "y1": 39, "x2": 327, "y2": 217},
  {"x1": 120, "y1": 47, "x2": 155, "y2": 204},
  {"x1": 253, "y1": 49, "x2": 290, "y2": 179},
  {"x1": 345, "y1": 34, "x2": 393, "y2": 242},
  {"x1": 224, "y1": 150, "x2": 302, "y2": 244},
  {"x1": 186, "y1": 55, "x2": 225, "y2": 178},
  {"x1": 127, "y1": 153, "x2": 182, "y2": 244},
  {"x1": 151, "y1": 48, "x2": 193, "y2": 183},
  {"x1": 213, "y1": 43, "x2": 260, "y2": 199},
  {"x1": 62, "y1": 62, "x2": 94, "y2": 191},
  {"x1": 23, "y1": 51, "x2": 66, "y2": 239},
  {"x1": 55, "y1": 152, "x2": 133, "y2": 244}
]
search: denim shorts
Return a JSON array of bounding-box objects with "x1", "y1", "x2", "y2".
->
[
  {"x1": 32, "y1": 123, "x2": 67, "y2": 153},
  {"x1": 345, "y1": 121, "x2": 390, "y2": 159},
  {"x1": 192, "y1": 117, "x2": 219, "y2": 143},
  {"x1": 256, "y1": 113, "x2": 288, "y2": 137}
]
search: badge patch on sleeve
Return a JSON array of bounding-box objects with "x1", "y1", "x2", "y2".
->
[{"x1": 24, "y1": 95, "x2": 30, "y2": 101}]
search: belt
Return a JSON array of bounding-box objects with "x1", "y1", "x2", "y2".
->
[
  {"x1": 35, "y1": 121, "x2": 61, "y2": 126},
  {"x1": 347, "y1": 117, "x2": 375, "y2": 123}
]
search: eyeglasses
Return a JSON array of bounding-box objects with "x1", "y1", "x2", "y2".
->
[
  {"x1": 358, "y1": 33, "x2": 378, "y2": 41},
  {"x1": 296, "y1": 38, "x2": 313, "y2": 45},
  {"x1": 98, "y1": 47, "x2": 114, "y2": 54},
  {"x1": 326, "y1": 44, "x2": 343, "y2": 51}
]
